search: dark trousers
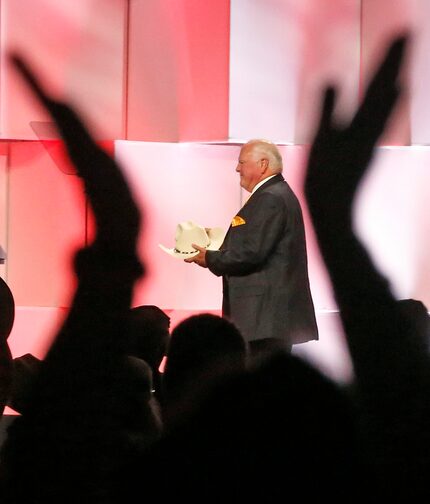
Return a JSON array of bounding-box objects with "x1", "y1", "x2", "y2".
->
[{"x1": 248, "y1": 338, "x2": 292, "y2": 361}]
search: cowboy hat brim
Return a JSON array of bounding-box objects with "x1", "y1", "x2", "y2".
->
[{"x1": 159, "y1": 227, "x2": 225, "y2": 259}]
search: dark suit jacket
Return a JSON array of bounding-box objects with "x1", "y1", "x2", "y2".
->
[{"x1": 206, "y1": 174, "x2": 318, "y2": 345}]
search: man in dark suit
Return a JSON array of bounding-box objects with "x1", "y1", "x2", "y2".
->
[{"x1": 186, "y1": 139, "x2": 318, "y2": 354}]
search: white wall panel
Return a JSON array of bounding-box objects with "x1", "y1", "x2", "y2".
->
[
  {"x1": 229, "y1": 0, "x2": 300, "y2": 142},
  {"x1": 355, "y1": 146, "x2": 430, "y2": 308},
  {"x1": 410, "y1": 0, "x2": 430, "y2": 144},
  {"x1": 229, "y1": 0, "x2": 361, "y2": 144}
]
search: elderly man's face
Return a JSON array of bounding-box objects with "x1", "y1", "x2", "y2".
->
[{"x1": 236, "y1": 144, "x2": 264, "y2": 193}]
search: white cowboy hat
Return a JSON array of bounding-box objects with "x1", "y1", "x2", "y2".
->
[{"x1": 159, "y1": 221, "x2": 225, "y2": 259}]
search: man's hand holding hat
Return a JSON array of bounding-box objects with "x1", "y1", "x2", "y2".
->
[{"x1": 184, "y1": 244, "x2": 207, "y2": 267}]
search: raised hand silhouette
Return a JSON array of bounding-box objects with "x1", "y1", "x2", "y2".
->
[
  {"x1": 304, "y1": 33, "x2": 430, "y2": 500},
  {"x1": 0, "y1": 54, "x2": 156, "y2": 503},
  {"x1": 305, "y1": 35, "x2": 406, "y2": 227}
]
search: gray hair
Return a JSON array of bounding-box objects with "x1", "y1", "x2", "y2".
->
[{"x1": 244, "y1": 139, "x2": 283, "y2": 173}]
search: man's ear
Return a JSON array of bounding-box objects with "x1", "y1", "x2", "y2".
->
[{"x1": 260, "y1": 158, "x2": 269, "y2": 172}]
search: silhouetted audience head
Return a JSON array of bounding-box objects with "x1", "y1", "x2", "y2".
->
[
  {"x1": 121, "y1": 355, "x2": 163, "y2": 451},
  {"x1": 0, "y1": 278, "x2": 15, "y2": 416},
  {"x1": 397, "y1": 298, "x2": 430, "y2": 352},
  {"x1": 0, "y1": 278, "x2": 14, "y2": 342},
  {"x1": 162, "y1": 313, "x2": 248, "y2": 424},
  {"x1": 8, "y1": 353, "x2": 42, "y2": 414},
  {"x1": 128, "y1": 305, "x2": 170, "y2": 377},
  {"x1": 127, "y1": 305, "x2": 170, "y2": 406}
]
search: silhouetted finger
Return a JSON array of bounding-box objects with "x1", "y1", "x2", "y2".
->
[
  {"x1": 9, "y1": 53, "x2": 53, "y2": 109},
  {"x1": 352, "y1": 34, "x2": 408, "y2": 132},
  {"x1": 314, "y1": 86, "x2": 336, "y2": 139}
]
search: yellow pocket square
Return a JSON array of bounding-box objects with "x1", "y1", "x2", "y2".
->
[{"x1": 231, "y1": 215, "x2": 246, "y2": 227}]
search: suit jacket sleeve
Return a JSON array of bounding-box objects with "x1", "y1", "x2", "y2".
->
[{"x1": 206, "y1": 191, "x2": 286, "y2": 276}]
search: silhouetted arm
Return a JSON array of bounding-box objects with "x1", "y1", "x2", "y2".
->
[
  {"x1": 0, "y1": 55, "x2": 145, "y2": 501},
  {"x1": 304, "y1": 34, "x2": 430, "y2": 496},
  {"x1": 304, "y1": 35, "x2": 423, "y2": 384}
]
